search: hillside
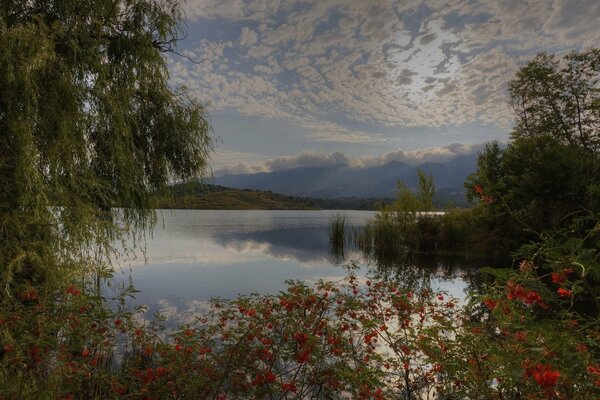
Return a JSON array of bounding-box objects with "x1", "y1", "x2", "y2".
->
[
  {"x1": 154, "y1": 183, "x2": 319, "y2": 210},
  {"x1": 154, "y1": 181, "x2": 468, "y2": 210}
]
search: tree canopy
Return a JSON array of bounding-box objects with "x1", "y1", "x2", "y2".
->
[
  {"x1": 509, "y1": 49, "x2": 600, "y2": 152},
  {"x1": 0, "y1": 0, "x2": 213, "y2": 299},
  {"x1": 467, "y1": 48, "x2": 600, "y2": 257}
]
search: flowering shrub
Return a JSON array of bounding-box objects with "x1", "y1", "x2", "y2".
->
[{"x1": 1, "y1": 262, "x2": 598, "y2": 400}]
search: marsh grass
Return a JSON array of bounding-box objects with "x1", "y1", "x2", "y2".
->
[
  {"x1": 330, "y1": 208, "x2": 489, "y2": 264},
  {"x1": 329, "y1": 214, "x2": 347, "y2": 261}
]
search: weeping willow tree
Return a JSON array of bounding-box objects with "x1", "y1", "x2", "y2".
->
[{"x1": 0, "y1": 0, "x2": 213, "y2": 301}]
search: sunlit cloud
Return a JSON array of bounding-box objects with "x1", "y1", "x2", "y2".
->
[{"x1": 170, "y1": 0, "x2": 599, "y2": 159}]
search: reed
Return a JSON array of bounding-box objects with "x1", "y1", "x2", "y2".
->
[{"x1": 329, "y1": 214, "x2": 347, "y2": 260}]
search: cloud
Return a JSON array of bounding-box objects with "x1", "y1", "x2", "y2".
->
[
  {"x1": 174, "y1": 0, "x2": 600, "y2": 147},
  {"x1": 356, "y1": 142, "x2": 490, "y2": 168},
  {"x1": 543, "y1": 0, "x2": 600, "y2": 44},
  {"x1": 239, "y1": 27, "x2": 258, "y2": 46},
  {"x1": 216, "y1": 151, "x2": 352, "y2": 175},
  {"x1": 214, "y1": 142, "x2": 494, "y2": 176}
]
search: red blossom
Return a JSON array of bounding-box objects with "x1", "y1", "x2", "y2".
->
[
  {"x1": 483, "y1": 298, "x2": 497, "y2": 310},
  {"x1": 534, "y1": 369, "x2": 560, "y2": 388},
  {"x1": 587, "y1": 365, "x2": 600, "y2": 375},
  {"x1": 507, "y1": 283, "x2": 547, "y2": 308},
  {"x1": 265, "y1": 371, "x2": 276, "y2": 382},
  {"x1": 296, "y1": 347, "x2": 311, "y2": 363},
  {"x1": 525, "y1": 364, "x2": 560, "y2": 388},
  {"x1": 281, "y1": 382, "x2": 297, "y2": 393},
  {"x1": 551, "y1": 272, "x2": 566, "y2": 284},
  {"x1": 514, "y1": 331, "x2": 527, "y2": 342},
  {"x1": 576, "y1": 343, "x2": 588, "y2": 353},
  {"x1": 557, "y1": 288, "x2": 572, "y2": 297},
  {"x1": 294, "y1": 332, "x2": 308, "y2": 345},
  {"x1": 66, "y1": 286, "x2": 80, "y2": 296}
]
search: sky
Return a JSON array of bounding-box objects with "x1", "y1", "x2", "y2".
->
[{"x1": 167, "y1": 0, "x2": 600, "y2": 176}]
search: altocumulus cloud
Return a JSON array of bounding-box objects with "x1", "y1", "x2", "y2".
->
[{"x1": 171, "y1": 0, "x2": 599, "y2": 166}]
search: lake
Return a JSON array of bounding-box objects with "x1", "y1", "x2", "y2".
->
[{"x1": 113, "y1": 210, "x2": 477, "y2": 325}]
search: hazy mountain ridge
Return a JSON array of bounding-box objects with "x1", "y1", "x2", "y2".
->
[{"x1": 213, "y1": 154, "x2": 477, "y2": 200}]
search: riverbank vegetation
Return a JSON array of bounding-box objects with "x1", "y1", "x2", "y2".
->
[{"x1": 1, "y1": 0, "x2": 599, "y2": 398}]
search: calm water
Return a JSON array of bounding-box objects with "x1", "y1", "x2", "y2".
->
[{"x1": 113, "y1": 210, "x2": 476, "y2": 325}]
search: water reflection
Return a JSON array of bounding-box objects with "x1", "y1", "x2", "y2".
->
[
  {"x1": 214, "y1": 227, "x2": 333, "y2": 264},
  {"x1": 118, "y1": 210, "x2": 478, "y2": 326}
]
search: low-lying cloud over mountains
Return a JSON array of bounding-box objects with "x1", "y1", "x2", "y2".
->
[
  {"x1": 214, "y1": 143, "x2": 489, "y2": 176},
  {"x1": 212, "y1": 142, "x2": 494, "y2": 200}
]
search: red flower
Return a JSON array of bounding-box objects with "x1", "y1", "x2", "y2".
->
[
  {"x1": 281, "y1": 382, "x2": 297, "y2": 393},
  {"x1": 514, "y1": 331, "x2": 527, "y2": 342},
  {"x1": 507, "y1": 283, "x2": 547, "y2": 308},
  {"x1": 526, "y1": 364, "x2": 560, "y2": 388},
  {"x1": 296, "y1": 347, "x2": 311, "y2": 363},
  {"x1": 114, "y1": 319, "x2": 123, "y2": 327},
  {"x1": 265, "y1": 371, "x2": 276, "y2": 382},
  {"x1": 576, "y1": 343, "x2": 588, "y2": 353},
  {"x1": 557, "y1": 288, "x2": 572, "y2": 297},
  {"x1": 483, "y1": 298, "x2": 497, "y2": 310},
  {"x1": 587, "y1": 365, "x2": 600, "y2": 375},
  {"x1": 66, "y1": 286, "x2": 80, "y2": 296},
  {"x1": 474, "y1": 184, "x2": 484, "y2": 195},
  {"x1": 294, "y1": 332, "x2": 308, "y2": 345},
  {"x1": 551, "y1": 272, "x2": 566, "y2": 284}
]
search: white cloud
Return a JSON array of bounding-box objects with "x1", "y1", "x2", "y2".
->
[
  {"x1": 213, "y1": 142, "x2": 494, "y2": 176},
  {"x1": 174, "y1": 0, "x2": 600, "y2": 146},
  {"x1": 239, "y1": 27, "x2": 258, "y2": 46}
]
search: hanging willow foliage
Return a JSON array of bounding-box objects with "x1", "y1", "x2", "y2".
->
[{"x1": 0, "y1": 0, "x2": 213, "y2": 299}]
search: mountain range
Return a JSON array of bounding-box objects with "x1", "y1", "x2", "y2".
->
[{"x1": 212, "y1": 154, "x2": 478, "y2": 203}]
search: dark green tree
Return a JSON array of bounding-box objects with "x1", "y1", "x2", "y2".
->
[
  {"x1": 0, "y1": 0, "x2": 212, "y2": 300},
  {"x1": 509, "y1": 49, "x2": 600, "y2": 152},
  {"x1": 466, "y1": 48, "x2": 600, "y2": 258}
]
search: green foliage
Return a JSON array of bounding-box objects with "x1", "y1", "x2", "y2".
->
[
  {"x1": 509, "y1": 49, "x2": 600, "y2": 152},
  {"x1": 416, "y1": 169, "x2": 435, "y2": 212},
  {"x1": 392, "y1": 169, "x2": 435, "y2": 213},
  {"x1": 0, "y1": 0, "x2": 213, "y2": 299},
  {"x1": 466, "y1": 48, "x2": 600, "y2": 258}
]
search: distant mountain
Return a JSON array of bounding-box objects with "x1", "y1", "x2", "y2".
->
[{"x1": 212, "y1": 154, "x2": 477, "y2": 202}]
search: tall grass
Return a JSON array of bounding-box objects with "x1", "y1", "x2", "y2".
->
[
  {"x1": 329, "y1": 207, "x2": 494, "y2": 264},
  {"x1": 329, "y1": 214, "x2": 347, "y2": 261}
]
